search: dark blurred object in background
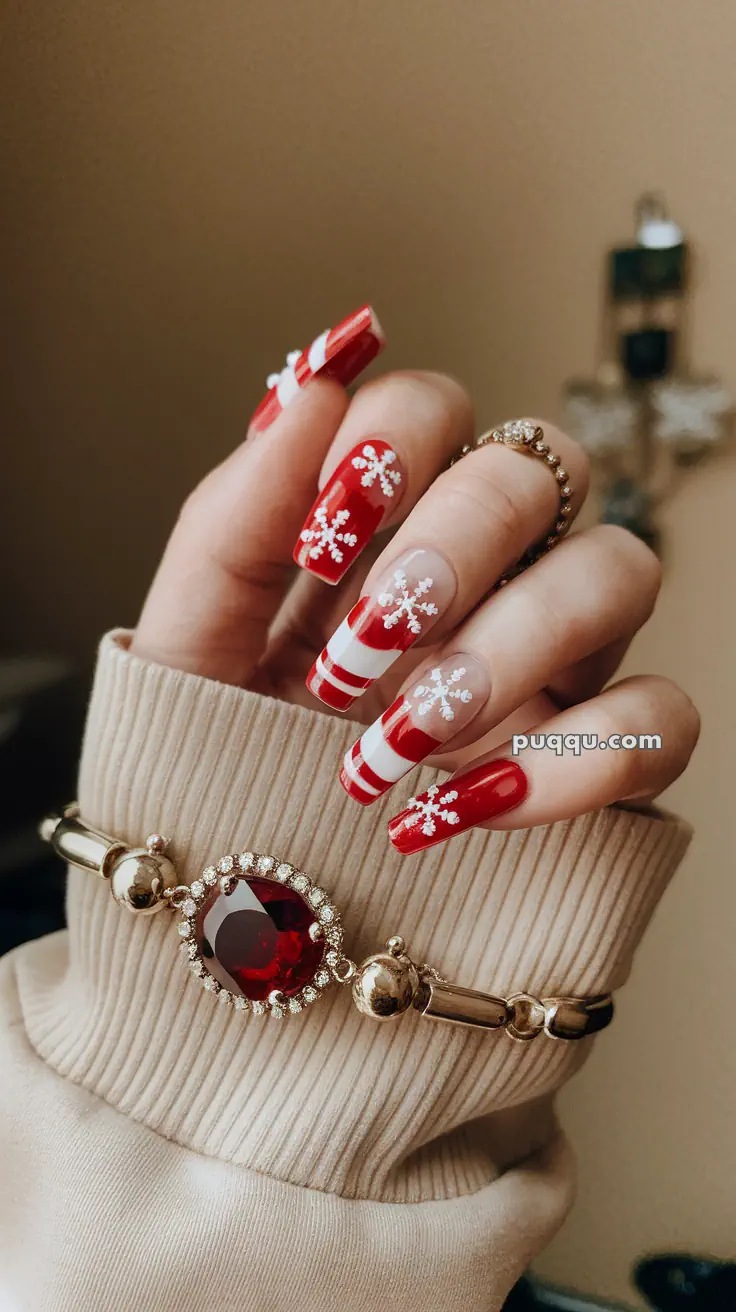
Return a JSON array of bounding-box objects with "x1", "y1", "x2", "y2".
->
[
  {"x1": 505, "y1": 1254, "x2": 736, "y2": 1309},
  {"x1": 635, "y1": 1254, "x2": 736, "y2": 1310},
  {"x1": 0, "y1": 655, "x2": 86, "y2": 954},
  {"x1": 504, "y1": 1273, "x2": 632, "y2": 1309},
  {"x1": 564, "y1": 194, "x2": 733, "y2": 553}
]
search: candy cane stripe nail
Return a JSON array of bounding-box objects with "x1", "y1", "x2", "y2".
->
[
  {"x1": 251, "y1": 305, "x2": 385, "y2": 434},
  {"x1": 339, "y1": 654, "x2": 491, "y2": 805},
  {"x1": 340, "y1": 704, "x2": 441, "y2": 805},
  {"x1": 294, "y1": 438, "x2": 406, "y2": 585},
  {"x1": 306, "y1": 550, "x2": 456, "y2": 711}
]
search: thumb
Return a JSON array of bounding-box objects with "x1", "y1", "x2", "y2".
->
[{"x1": 132, "y1": 379, "x2": 349, "y2": 685}]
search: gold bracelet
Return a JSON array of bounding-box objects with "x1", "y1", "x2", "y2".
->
[{"x1": 41, "y1": 805, "x2": 613, "y2": 1042}]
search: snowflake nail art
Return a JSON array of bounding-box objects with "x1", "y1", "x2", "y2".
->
[
  {"x1": 299, "y1": 504, "x2": 358, "y2": 564},
  {"x1": 403, "y1": 785, "x2": 460, "y2": 837},
  {"x1": 413, "y1": 667, "x2": 473, "y2": 721},
  {"x1": 294, "y1": 437, "x2": 406, "y2": 584},
  {"x1": 378, "y1": 571, "x2": 438, "y2": 635},
  {"x1": 267, "y1": 349, "x2": 303, "y2": 392},
  {"x1": 339, "y1": 653, "x2": 490, "y2": 805},
  {"x1": 351, "y1": 444, "x2": 403, "y2": 497},
  {"x1": 389, "y1": 760, "x2": 529, "y2": 853},
  {"x1": 305, "y1": 549, "x2": 455, "y2": 713},
  {"x1": 251, "y1": 305, "x2": 384, "y2": 435}
]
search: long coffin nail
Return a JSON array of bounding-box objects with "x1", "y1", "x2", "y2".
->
[
  {"x1": 388, "y1": 759, "x2": 528, "y2": 854},
  {"x1": 250, "y1": 305, "x2": 385, "y2": 435},
  {"x1": 306, "y1": 548, "x2": 456, "y2": 710},
  {"x1": 340, "y1": 654, "x2": 490, "y2": 805},
  {"x1": 294, "y1": 438, "x2": 407, "y2": 584}
]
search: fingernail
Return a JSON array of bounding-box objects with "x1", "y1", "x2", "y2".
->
[
  {"x1": 294, "y1": 437, "x2": 407, "y2": 584},
  {"x1": 306, "y1": 548, "x2": 456, "y2": 710},
  {"x1": 339, "y1": 654, "x2": 490, "y2": 805},
  {"x1": 388, "y1": 759, "x2": 528, "y2": 853},
  {"x1": 250, "y1": 304, "x2": 385, "y2": 435}
]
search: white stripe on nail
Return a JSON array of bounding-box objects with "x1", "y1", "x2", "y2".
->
[
  {"x1": 276, "y1": 368, "x2": 300, "y2": 406},
  {"x1": 326, "y1": 617, "x2": 401, "y2": 679},
  {"x1": 341, "y1": 747, "x2": 382, "y2": 795},
  {"x1": 358, "y1": 718, "x2": 414, "y2": 782},
  {"x1": 314, "y1": 654, "x2": 363, "y2": 697},
  {"x1": 307, "y1": 330, "x2": 330, "y2": 373}
]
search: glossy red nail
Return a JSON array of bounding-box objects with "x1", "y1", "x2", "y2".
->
[
  {"x1": 250, "y1": 304, "x2": 384, "y2": 435},
  {"x1": 388, "y1": 759, "x2": 528, "y2": 853},
  {"x1": 294, "y1": 438, "x2": 406, "y2": 584}
]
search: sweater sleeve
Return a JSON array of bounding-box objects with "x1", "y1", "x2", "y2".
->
[{"x1": 0, "y1": 631, "x2": 692, "y2": 1312}]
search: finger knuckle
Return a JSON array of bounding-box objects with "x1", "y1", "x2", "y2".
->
[
  {"x1": 178, "y1": 472, "x2": 217, "y2": 530},
  {"x1": 361, "y1": 370, "x2": 474, "y2": 435},
  {"x1": 445, "y1": 475, "x2": 525, "y2": 548},
  {"x1": 639, "y1": 675, "x2": 701, "y2": 756},
  {"x1": 514, "y1": 577, "x2": 583, "y2": 664},
  {"x1": 601, "y1": 676, "x2": 700, "y2": 788},
  {"x1": 597, "y1": 525, "x2": 663, "y2": 594}
]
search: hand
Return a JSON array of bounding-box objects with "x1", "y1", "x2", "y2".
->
[{"x1": 132, "y1": 306, "x2": 699, "y2": 853}]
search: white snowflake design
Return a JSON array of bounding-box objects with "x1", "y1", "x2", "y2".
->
[
  {"x1": 412, "y1": 666, "x2": 473, "y2": 721},
  {"x1": 378, "y1": 570, "x2": 438, "y2": 636},
  {"x1": 300, "y1": 503, "x2": 358, "y2": 563},
  {"x1": 267, "y1": 349, "x2": 302, "y2": 391},
  {"x1": 404, "y1": 784, "x2": 460, "y2": 837},
  {"x1": 351, "y1": 444, "x2": 402, "y2": 497}
]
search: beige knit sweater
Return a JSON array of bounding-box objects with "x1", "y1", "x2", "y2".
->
[{"x1": 0, "y1": 633, "x2": 692, "y2": 1312}]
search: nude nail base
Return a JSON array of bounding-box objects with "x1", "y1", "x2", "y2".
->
[
  {"x1": 306, "y1": 548, "x2": 455, "y2": 710},
  {"x1": 339, "y1": 654, "x2": 490, "y2": 805}
]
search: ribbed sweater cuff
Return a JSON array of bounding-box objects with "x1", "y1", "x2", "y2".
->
[{"x1": 22, "y1": 632, "x2": 692, "y2": 1203}]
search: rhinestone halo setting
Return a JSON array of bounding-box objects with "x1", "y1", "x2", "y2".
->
[{"x1": 172, "y1": 852, "x2": 348, "y2": 1017}]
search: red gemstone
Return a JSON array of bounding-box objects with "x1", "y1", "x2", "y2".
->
[{"x1": 195, "y1": 877, "x2": 324, "y2": 1000}]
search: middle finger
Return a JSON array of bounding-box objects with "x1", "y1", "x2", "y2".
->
[
  {"x1": 306, "y1": 418, "x2": 589, "y2": 711},
  {"x1": 339, "y1": 524, "x2": 661, "y2": 804}
]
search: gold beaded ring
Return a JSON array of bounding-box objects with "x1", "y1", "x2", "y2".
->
[
  {"x1": 452, "y1": 419, "x2": 574, "y2": 589},
  {"x1": 41, "y1": 806, "x2": 613, "y2": 1042}
]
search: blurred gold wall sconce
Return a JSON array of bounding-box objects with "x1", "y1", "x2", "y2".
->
[{"x1": 563, "y1": 194, "x2": 732, "y2": 552}]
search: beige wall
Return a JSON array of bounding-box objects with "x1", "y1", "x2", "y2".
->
[{"x1": 2, "y1": 2, "x2": 735, "y2": 1303}]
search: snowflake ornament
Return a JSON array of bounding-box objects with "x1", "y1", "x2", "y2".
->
[
  {"x1": 651, "y1": 380, "x2": 731, "y2": 444},
  {"x1": 404, "y1": 785, "x2": 460, "y2": 837},
  {"x1": 267, "y1": 349, "x2": 302, "y2": 391},
  {"x1": 378, "y1": 570, "x2": 438, "y2": 636},
  {"x1": 564, "y1": 391, "x2": 640, "y2": 455},
  {"x1": 412, "y1": 667, "x2": 473, "y2": 721},
  {"x1": 351, "y1": 444, "x2": 402, "y2": 497},
  {"x1": 300, "y1": 504, "x2": 358, "y2": 563}
]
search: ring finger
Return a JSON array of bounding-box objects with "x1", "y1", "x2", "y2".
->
[
  {"x1": 339, "y1": 524, "x2": 661, "y2": 804},
  {"x1": 387, "y1": 674, "x2": 700, "y2": 853}
]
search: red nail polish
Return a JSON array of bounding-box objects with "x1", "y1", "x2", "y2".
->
[
  {"x1": 306, "y1": 548, "x2": 455, "y2": 710},
  {"x1": 339, "y1": 656, "x2": 490, "y2": 805},
  {"x1": 294, "y1": 438, "x2": 405, "y2": 584},
  {"x1": 250, "y1": 305, "x2": 384, "y2": 435},
  {"x1": 388, "y1": 759, "x2": 528, "y2": 853}
]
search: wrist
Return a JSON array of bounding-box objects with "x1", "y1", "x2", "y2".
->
[{"x1": 21, "y1": 630, "x2": 692, "y2": 1202}]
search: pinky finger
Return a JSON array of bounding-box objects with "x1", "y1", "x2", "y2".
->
[{"x1": 388, "y1": 675, "x2": 700, "y2": 854}]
